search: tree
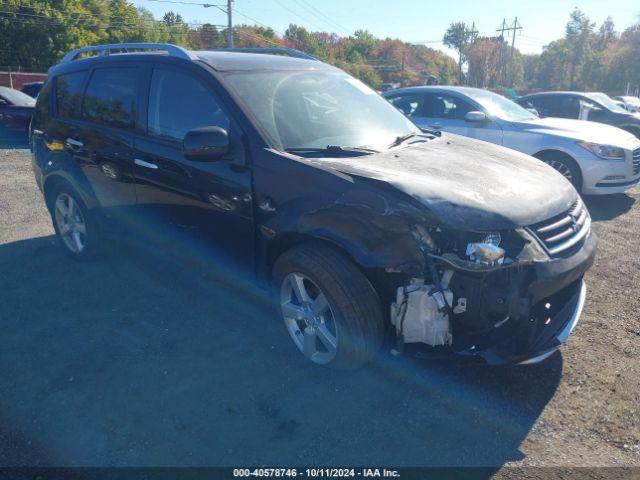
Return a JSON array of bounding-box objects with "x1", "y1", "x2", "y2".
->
[
  {"x1": 443, "y1": 22, "x2": 478, "y2": 82},
  {"x1": 565, "y1": 8, "x2": 595, "y2": 88}
]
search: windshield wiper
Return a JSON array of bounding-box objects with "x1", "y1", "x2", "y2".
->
[
  {"x1": 389, "y1": 129, "x2": 441, "y2": 149},
  {"x1": 285, "y1": 145, "x2": 379, "y2": 156}
]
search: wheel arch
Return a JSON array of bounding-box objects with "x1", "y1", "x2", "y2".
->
[
  {"x1": 263, "y1": 231, "x2": 400, "y2": 314},
  {"x1": 42, "y1": 171, "x2": 98, "y2": 214},
  {"x1": 532, "y1": 149, "x2": 583, "y2": 190}
]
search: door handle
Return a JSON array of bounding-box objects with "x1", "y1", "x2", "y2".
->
[
  {"x1": 65, "y1": 138, "x2": 83, "y2": 148},
  {"x1": 134, "y1": 158, "x2": 159, "y2": 170}
]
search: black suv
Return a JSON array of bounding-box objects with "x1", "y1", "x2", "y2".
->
[
  {"x1": 518, "y1": 91, "x2": 640, "y2": 138},
  {"x1": 31, "y1": 43, "x2": 597, "y2": 369}
]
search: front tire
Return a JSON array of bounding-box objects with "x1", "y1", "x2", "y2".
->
[
  {"x1": 272, "y1": 243, "x2": 384, "y2": 370},
  {"x1": 49, "y1": 184, "x2": 99, "y2": 260}
]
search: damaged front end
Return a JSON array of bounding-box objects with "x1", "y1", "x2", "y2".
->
[{"x1": 390, "y1": 198, "x2": 597, "y2": 365}]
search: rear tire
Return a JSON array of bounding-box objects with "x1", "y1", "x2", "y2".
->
[
  {"x1": 535, "y1": 151, "x2": 583, "y2": 191},
  {"x1": 49, "y1": 183, "x2": 100, "y2": 260},
  {"x1": 272, "y1": 243, "x2": 384, "y2": 370}
]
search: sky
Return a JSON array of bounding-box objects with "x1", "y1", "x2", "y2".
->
[{"x1": 131, "y1": 0, "x2": 640, "y2": 59}]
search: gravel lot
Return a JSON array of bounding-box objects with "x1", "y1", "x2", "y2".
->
[{"x1": 0, "y1": 148, "x2": 638, "y2": 472}]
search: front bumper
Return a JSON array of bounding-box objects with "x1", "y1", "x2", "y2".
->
[
  {"x1": 517, "y1": 280, "x2": 585, "y2": 365},
  {"x1": 449, "y1": 230, "x2": 597, "y2": 366},
  {"x1": 579, "y1": 149, "x2": 640, "y2": 195}
]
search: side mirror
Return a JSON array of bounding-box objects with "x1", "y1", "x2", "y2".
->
[
  {"x1": 464, "y1": 111, "x2": 487, "y2": 123},
  {"x1": 183, "y1": 126, "x2": 229, "y2": 161}
]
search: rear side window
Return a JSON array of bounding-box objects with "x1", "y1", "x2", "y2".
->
[
  {"x1": 82, "y1": 68, "x2": 137, "y2": 129},
  {"x1": 55, "y1": 71, "x2": 87, "y2": 119},
  {"x1": 147, "y1": 68, "x2": 230, "y2": 142}
]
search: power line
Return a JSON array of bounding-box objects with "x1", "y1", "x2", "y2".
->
[{"x1": 294, "y1": 0, "x2": 350, "y2": 35}]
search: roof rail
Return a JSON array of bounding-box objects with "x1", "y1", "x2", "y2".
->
[
  {"x1": 211, "y1": 48, "x2": 318, "y2": 61},
  {"x1": 60, "y1": 43, "x2": 196, "y2": 63}
]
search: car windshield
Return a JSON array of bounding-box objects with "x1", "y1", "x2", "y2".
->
[
  {"x1": 0, "y1": 87, "x2": 35, "y2": 106},
  {"x1": 620, "y1": 96, "x2": 640, "y2": 107},
  {"x1": 466, "y1": 89, "x2": 537, "y2": 121},
  {"x1": 221, "y1": 69, "x2": 420, "y2": 153},
  {"x1": 586, "y1": 92, "x2": 628, "y2": 113}
]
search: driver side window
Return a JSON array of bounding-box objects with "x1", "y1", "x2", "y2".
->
[
  {"x1": 387, "y1": 93, "x2": 425, "y2": 118},
  {"x1": 423, "y1": 93, "x2": 474, "y2": 120},
  {"x1": 147, "y1": 69, "x2": 230, "y2": 142}
]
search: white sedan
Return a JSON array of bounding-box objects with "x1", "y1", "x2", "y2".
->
[{"x1": 383, "y1": 86, "x2": 640, "y2": 195}]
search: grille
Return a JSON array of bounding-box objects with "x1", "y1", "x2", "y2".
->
[
  {"x1": 527, "y1": 197, "x2": 591, "y2": 257},
  {"x1": 633, "y1": 147, "x2": 640, "y2": 175}
]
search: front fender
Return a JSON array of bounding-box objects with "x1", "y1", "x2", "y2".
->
[{"x1": 262, "y1": 180, "x2": 430, "y2": 277}]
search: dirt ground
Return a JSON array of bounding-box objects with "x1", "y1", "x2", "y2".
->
[{"x1": 0, "y1": 148, "x2": 638, "y2": 474}]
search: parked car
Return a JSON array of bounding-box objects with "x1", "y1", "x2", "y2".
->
[
  {"x1": 0, "y1": 86, "x2": 35, "y2": 144},
  {"x1": 517, "y1": 91, "x2": 640, "y2": 139},
  {"x1": 32, "y1": 43, "x2": 597, "y2": 369},
  {"x1": 21, "y1": 81, "x2": 45, "y2": 98},
  {"x1": 613, "y1": 95, "x2": 640, "y2": 113},
  {"x1": 384, "y1": 86, "x2": 640, "y2": 194}
]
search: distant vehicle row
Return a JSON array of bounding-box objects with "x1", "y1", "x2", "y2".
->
[
  {"x1": 517, "y1": 91, "x2": 640, "y2": 138},
  {"x1": 0, "y1": 86, "x2": 35, "y2": 144},
  {"x1": 384, "y1": 86, "x2": 640, "y2": 195}
]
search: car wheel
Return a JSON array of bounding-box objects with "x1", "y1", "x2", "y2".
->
[
  {"x1": 272, "y1": 243, "x2": 384, "y2": 370},
  {"x1": 49, "y1": 184, "x2": 99, "y2": 260},
  {"x1": 536, "y1": 152, "x2": 583, "y2": 191}
]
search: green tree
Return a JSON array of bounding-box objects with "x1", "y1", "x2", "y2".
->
[{"x1": 443, "y1": 21, "x2": 478, "y2": 82}]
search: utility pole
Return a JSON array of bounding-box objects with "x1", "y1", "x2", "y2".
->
[
  {"x1": 226, "y1": 0, "x2": 233, "y2": 48},
  {"x1": 496, "y1": 17, "x2": 522, "y2": 87},
  {"x1": 400, "y1": 51, "x2": 405, "y2": 87},
  {"x1": 467, "y1": 22, "x2": 479, "y2": 85}
]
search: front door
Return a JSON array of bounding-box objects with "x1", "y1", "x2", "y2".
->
[
  {"x1": 132, "y1": 66, "x2": 254, "y2": 271},
  {"x1": 416, "y1": 92, "x2": 503, "y2": 145}
]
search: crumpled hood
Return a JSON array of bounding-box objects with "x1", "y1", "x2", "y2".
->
[
  {"x1": 309, "y1": 134, "x2": 578, "y2": 231},
  {"x1": 514, "y1": 117, "x2": 639, "y2": 149}
]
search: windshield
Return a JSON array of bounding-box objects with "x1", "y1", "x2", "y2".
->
[
  {"x1": 620, "y1": 96, "x2": 640, "y2": 107},
  {"x1": 585, "y1": 92, "x2": 628, "y2": 114},
  {"x1": 222, "y1": 70, "x2": 419, "y2": 152},
  {"x1": 466, "y1": 89, "x2": 537, "y2": 121},
  {"x1": 0, "y1": 87, "x2": 35, "y2": 106}
]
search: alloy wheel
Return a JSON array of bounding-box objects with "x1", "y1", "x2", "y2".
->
[
  {"x1": 545, "y1": 160, "x2": 573, "y2": 182},
  {"x1": 280, "y1": 272, "x2": 338, "y2": 364},
  {"x1": 53, "y1": 193, "x2": 87, "y2": 254}
]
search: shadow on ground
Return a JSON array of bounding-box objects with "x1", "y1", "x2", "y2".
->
[
  {"x1": 0, "y1": 235, "x2": 562, "y2": 469},
  {"x1": 583, "y1": 193, "x2": 636, "y2": 221}
]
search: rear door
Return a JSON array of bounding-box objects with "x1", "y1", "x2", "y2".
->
[
  {"x1": 51, "y1": 65, "x2": 139, "y2": 221},
  {"x1": 131, "y1": 64, "x2": 254, "y2": 270}
]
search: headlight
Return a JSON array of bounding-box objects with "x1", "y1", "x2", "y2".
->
[
  {"x1": 465, "y1": 232, "x2": 505, "y2": 266},
  {"x1": 576, "y1": 141, "x2": 626, "y2": 161}
]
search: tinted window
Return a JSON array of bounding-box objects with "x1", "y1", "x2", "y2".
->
[
  {"x1": 148, "y1": 69, "x2": 230, "y2": 142},
  {"x1": 531, "y1": 96, "x2": 579, "y2": 119},
  {"x1": 82, "y1": 68, "x2": 137, "y2": 129},
  {"x1": 55, "y1": 71, "x2": 86, "y2": 119},
  {"x1": 34, "y1": 80, "x2": 53, "y2": 120},
  {"x1": 387, "y1": 93, "x2": 425, "y2": 117},
  {"x1": 424, "y1": 93, "x2": 474, "y2": 120}
]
